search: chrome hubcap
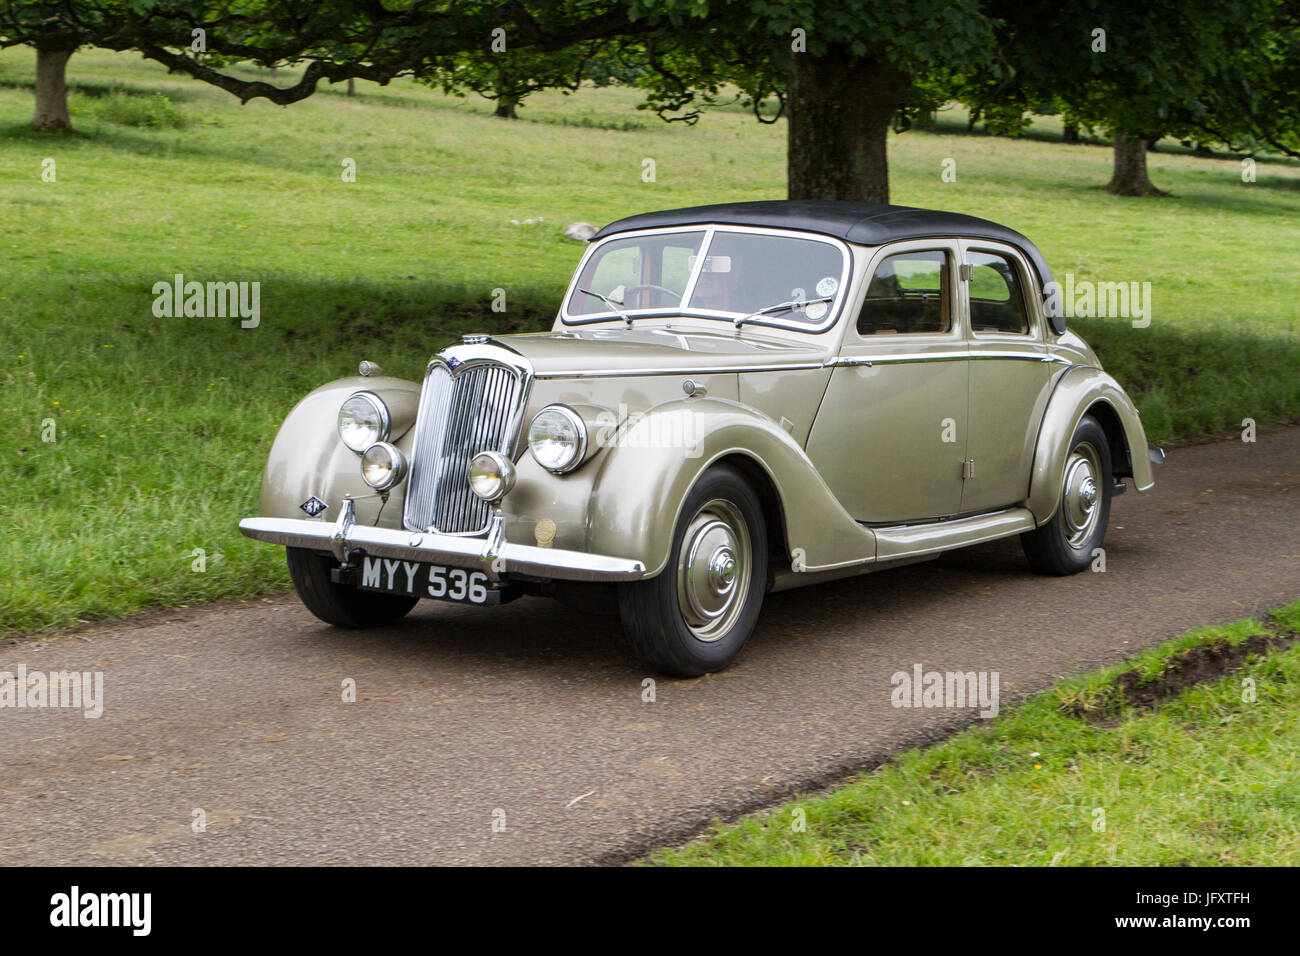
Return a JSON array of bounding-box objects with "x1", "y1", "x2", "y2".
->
[
  {"x1": 1060, "y1": 441, "x2": 1103, "y2": 548},
  {"x1": 677, "y1": 499, "x2": 751, "y2": 642}
]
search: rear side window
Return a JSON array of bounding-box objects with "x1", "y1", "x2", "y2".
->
[
  {"x1": 856, "y1": 250, "x2": 950, "y2": 335},
  {"x1": 967, "y1": 251, "x2": 1030, "y2": 334}
]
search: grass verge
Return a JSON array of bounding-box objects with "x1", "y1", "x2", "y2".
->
[{"x1": 650, "y1": 599, "x2": 1300, "y2": 866}]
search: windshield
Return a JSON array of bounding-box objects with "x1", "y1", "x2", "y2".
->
[
  {"x1": 564, "y1": 228, "x2": 848, "y2": 329},
  {"x1": 565, "y1": 230, "x2": 704, "y2": 317}
]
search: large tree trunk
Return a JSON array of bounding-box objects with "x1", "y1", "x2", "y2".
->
[
  {"x1": 1106, "y1": 132, "x2": 1167, "y2": 196},
  {"x1": 787, "y1": 46, "x2": 910, "y2": 204},
  {"x1": 493, "y1": 95, "x2": 519, "y2": 119},
  {"x1": 1062, "y1": 123, "x2": 1080, "y2": 144},
  {"x1": 32, "y1": 46, "x2": 74, "y2": 131}
]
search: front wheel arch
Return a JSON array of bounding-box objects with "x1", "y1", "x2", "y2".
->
[{"x1": 617, "y1": 463, "x2": 769, "y2": 676}]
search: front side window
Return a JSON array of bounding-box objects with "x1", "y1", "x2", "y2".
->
[
  {"x1": 565, "y1": 231, "x2": 705, "y2": 317},
  {"x1": 856, "y1": 250, "x2": 950, "y2": 335},
  {"x1": 967, "y1": 251, "x2": 1030, "y2": 334},
  {"x1": 564, "y1": 228, "x2": 848, "y2": 329}
]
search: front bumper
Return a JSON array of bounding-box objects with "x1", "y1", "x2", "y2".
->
[{"x1": 238, "y1": 497, "x2": 646, "y2": 583}]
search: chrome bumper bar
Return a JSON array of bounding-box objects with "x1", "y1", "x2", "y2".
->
[
  {"x1": 1148, "y1": 442, "x2": 1166, "y2": 465},
  {"x1": 238, "y1": 498, "x2": 646, "y2": 583}
]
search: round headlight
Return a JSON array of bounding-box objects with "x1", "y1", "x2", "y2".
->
[
  {"x1": 468, "y1": 450, "x2": 516, "y2": 502},
  {"x1": 361, "y1": 441, "x2": 407, "y2": 490},
  {"x1": 338, "y1": 391, "x2": 390, "y2": 453},
  {"x1": 528, "y1": 405, "x2": 587, "y2": 473}
]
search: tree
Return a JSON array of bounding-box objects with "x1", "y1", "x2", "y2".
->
[
  {"x1": 2, "y1": 0, "x2": 997, "y2": 202},
  {"x1": 428, "y1": 42, "x2": 605, "y2": 119},
  {"x1": 630, "y1": 1, "x2": 994, "y2": 203},
  {"x1": 1, "y1": 2, "x2": 108, "y2": 129},
  {"x1": 0, "y1": 1, "x2": 631, "y2": 126},
  {"x1": 946, "y1": 0, "x2": 1281, "y2": 196},
  {"x1": 8, "y1": 0, "x2": 1291, "y2": 205}
]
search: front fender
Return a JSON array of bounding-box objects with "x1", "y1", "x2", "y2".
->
[
  {"x1": 586, "y1": 398, "x2": 876, "y2": 578},
  {"x1": 258, "y1": 375, "x2": 420, "y2": 528},
  {"x1": 1027, "y1": 365, "x2": 1153, "y2": 524}
]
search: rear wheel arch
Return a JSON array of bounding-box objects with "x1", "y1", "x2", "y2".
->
[{"x1": 1083, "y1": 399, "x2": 1134, "y2": 479}]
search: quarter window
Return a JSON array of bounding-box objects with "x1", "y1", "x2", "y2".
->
[
  {"x1": 856, "y1": 250, "x2": 950, "y2": 335},
  {"x1": 967, "y1": 251, "x2": 1030, "y2": 334}
]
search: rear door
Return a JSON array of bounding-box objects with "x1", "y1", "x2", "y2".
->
[
  {"x1": 805, "y1": 240, "x2": 969, "y2": 524},
  {"x1": 958, "y1": 240, "x2": 1054, "y2": 514}
]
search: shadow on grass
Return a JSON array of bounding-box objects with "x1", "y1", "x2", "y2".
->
[
  {"x1": 0, "y1": 76, "x2": 203, "y2": 102},
  {"x1": 925, "y1": 115, "x2": 1300, "y2": 169},
  {"x1": 31, "y1": 273, "x2": 561, "y2": 347}
]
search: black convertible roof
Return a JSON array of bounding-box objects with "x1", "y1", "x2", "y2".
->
[{"x1": 593, "y1": 200, "x2": 1065, "y2": 330}]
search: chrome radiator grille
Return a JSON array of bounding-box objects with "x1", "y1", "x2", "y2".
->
[{"x1": 403, "y1": 360, "x2": 525, "y2": 535}]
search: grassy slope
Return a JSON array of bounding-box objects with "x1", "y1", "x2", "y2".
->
[
  {"x1": 1, "y1": 49, "x2": 1298, "y2": 634},
  {"x1": 653, "y1": 600, "x2": 1300, "y2": 866}
]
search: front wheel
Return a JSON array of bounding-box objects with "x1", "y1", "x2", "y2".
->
[
  {"x1": 286, "y1": 547, "x2": 418, "y2": 628},
  {"x1": 618, "y1": 464, "x2": 768, "y2": 676},
  {"x1": 1020, "y1": 415, "x2": 1113, "y2": 575}
]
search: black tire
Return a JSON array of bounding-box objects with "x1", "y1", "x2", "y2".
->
[
  {"x1": 618, "y1": 464, "x2": 768, "y2": 676},
  {"x1": 286, "y1": 547, "x2": 418, "y2": 628},
  {"x1": 1021, "y1": 415, "x2": 1113, "y2": 575}
]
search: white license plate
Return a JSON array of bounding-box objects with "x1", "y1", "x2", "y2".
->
[{"x1": 351, "y1": 556, "x2": 497, "y2": 605}]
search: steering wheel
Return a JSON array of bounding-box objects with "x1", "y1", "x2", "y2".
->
[{"x1": 622, "y1": 283, "x2": 682, "y2": 305}]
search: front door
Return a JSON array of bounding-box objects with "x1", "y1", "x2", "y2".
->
[{"x1": 806, "y1": 241, "x2": 969, "y2": 524}]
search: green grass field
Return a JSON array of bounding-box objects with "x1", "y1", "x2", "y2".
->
[
  {"x1": 2, "y1": 48, "x2": 1298, "y2": 635},
  {"x1": 652, "y1": 600, "x2": 1300, "y2": 866}
]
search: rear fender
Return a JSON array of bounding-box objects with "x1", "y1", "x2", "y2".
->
[{"x1": 1027, "y1": 366, "x2": 1153, "y2": 524}]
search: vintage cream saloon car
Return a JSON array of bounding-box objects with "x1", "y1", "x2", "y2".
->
[{"x1": 240, "y1": 201, "x2": 1162, "y2": 676}]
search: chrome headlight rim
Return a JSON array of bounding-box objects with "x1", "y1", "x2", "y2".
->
[
  {"x1": 528, "y1": 404, "x2": 588, "y2": 474},
  {"x1": 468, "y1": 450, "x2": 517, "y2": 502},
  {"x1": 360, "y1": 441, "x2": 407, "y2": 490},
  {"x1": 338, "y1": 390, "x2": 391, "y2": 454}
]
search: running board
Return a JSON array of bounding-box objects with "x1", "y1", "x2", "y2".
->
[{"x1": 872, "y1": 507, "x2": 1037, "y2": 562}]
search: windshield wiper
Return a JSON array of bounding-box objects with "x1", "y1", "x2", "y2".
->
[
  {"x1": 579, "y1": 288, "x2": 633, "y2": 326},
  {"x1": 733, "y1": 295, "x2": 832, "y2": 329}
]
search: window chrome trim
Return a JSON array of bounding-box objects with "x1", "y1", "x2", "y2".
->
[
  {"x1": 824, "y1": 350, "x2": 1073, "y2": 369},
  {"x1": 532, "y1": 361, "x2": 827, "y2": 380},
  {"x1": 559, "y1": 224, "x2": 853, "y2": 334}
]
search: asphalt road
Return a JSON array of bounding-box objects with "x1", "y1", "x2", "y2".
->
[{"x1": 3, "y1": 428, "x2": 1296, "y2": 865}]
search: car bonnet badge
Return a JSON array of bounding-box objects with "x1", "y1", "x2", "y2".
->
[
  {"x1": 300, "y1": 496, "x2": 328, "y2": 517},
  {"x1": 447, "y1": 356, "x2": 464, "y2": 370}
]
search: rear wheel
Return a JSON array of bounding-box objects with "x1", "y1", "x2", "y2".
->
[
  {"x1": 1021, "y1": 415, "x2": 1113, "y2": 575},
  {"x1": 618, "y1": 465, "x2": 768, "y2": 676},
  {"x1": 286, "y1": 547, "x2": 418, "y2": 628}
]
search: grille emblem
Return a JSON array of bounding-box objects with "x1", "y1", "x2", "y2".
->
[{"x1": 300, "y1": 496, "x2": 328, "y2": 517}]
